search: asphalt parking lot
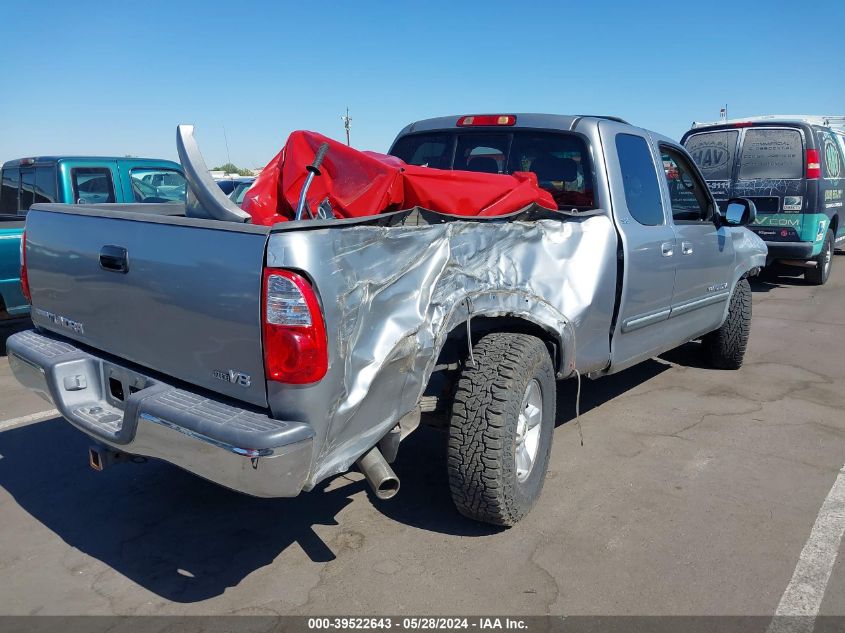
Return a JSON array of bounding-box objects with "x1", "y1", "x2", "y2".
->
[{"x1": 1, "y1": 259, "x2": 844, "y2": 618}]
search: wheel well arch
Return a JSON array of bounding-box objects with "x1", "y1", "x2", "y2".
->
[
  {"x1": 830, "y1": 213, "x2": 839, "y2": 237},
  {"x1": 433, "y1": 314, "x2": 565, "y2": 375}
]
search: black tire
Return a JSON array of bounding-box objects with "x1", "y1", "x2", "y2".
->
[
  {"x1": 702, "y1": 278, "x2": 751, "y2": 370},
  {"x1": 805, "y1": 229, "x2": 834, "y2": 286},
  {"x1": 447, "y1": 332, "x2": 556, "y2": 526}
]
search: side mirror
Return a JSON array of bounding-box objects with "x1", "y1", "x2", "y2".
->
[{"x1": 719, "y1": 198, "x2": 757, "y2": 227}]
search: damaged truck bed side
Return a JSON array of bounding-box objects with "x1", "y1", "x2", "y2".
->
[{"x1": 7, "y1": 115, "x2": 767, "y2": 526}]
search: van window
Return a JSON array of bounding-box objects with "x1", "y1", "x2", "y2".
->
[
  {"x1": 739, "y1": 128, "x2": 803, "y2": 180},
  {"x1": 684, "y1": 131, "x2": 738, "y2": 181},
  {"x1": 71, "y1": 167, "x2": 116, "y2": 204},
  {"x1": 615, "y1": 133, "x2": 664, "y2": 226},
  {"x1": 0, "y1": 168, "x2": 20, "y2": 215}
]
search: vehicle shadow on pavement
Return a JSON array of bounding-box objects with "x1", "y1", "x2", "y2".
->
[
  {"x1": 0, "y1": 418, "x2": 370, "y2": 603},
  {"x1": 0, "y1": 333, "x2": 696, "y2": 602},
  {"x1": 554, "y1": 358, "x2": 671, "y2": 425},
  {"x1": 750, "y1": 270, "x2": 813, "y2": 291},
  {"x1": 0, "y1": 319, "x2": 31, "y2": 356}
]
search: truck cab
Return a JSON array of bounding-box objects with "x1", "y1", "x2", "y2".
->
[{"x1": 0, "y1": 156, "x2": 186, "y2": 318}]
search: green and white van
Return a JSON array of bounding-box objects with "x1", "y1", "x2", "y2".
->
[{"x1": 682, "y1": 115, "x2": 845, "y2": 285}]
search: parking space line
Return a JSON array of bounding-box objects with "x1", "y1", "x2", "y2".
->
[
  {"x1": 769, "y1": 464, "x2": 845, "y2": 632},
  {"x1": 0, "y1": 409, "x2": 59, "y2": 432}
]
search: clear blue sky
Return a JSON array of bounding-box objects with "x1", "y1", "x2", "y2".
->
[{"x1": 1, "y1": 0, "x2": 843, "y2": 168}]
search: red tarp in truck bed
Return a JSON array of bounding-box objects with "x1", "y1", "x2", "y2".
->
[{"x1": 242, "y1": 131, "x2": 557, "y2": 225}]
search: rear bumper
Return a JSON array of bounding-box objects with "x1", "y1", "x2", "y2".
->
[
  {"x1": 764, "y1": 241, "x2": 816, "y2": 261},
  {"x1": 6, "y1": 329, "x2": 314, "y2": 497}
]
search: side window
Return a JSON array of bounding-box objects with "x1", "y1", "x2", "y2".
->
[
  {"x1": 71, "y1": 167, "x2": 115, "y2": 204},
  {"x1": 660, "y1": 146, "x2": 711, "y2": 223},
  {"x1": 129, "y1": 168, "x2": 186, "y2": 203},
  {"x1": 0, "y1": 168, "x2": 20, "y2": 214},
  {"x1": 615, "y1": 134, "x2": 664, "y2": 226}
]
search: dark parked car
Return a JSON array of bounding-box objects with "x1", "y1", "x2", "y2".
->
[{"x1": 216, "y1": 177, "x2": 253, "y2": 195}]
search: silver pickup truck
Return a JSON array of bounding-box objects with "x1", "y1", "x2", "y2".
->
[{"x1": 7, "y1": 114, "x2": 767, "y2": 526}]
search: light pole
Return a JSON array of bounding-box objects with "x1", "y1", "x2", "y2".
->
[{"x1": 342, "y1": 108, "x2": 352, "y2": 146}]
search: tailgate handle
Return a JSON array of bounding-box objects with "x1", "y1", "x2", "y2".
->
[{"x1": 99, "y1": 245, "x2": 129, "y2": 273}]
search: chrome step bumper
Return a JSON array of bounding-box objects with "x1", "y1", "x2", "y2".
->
[{"x1": 6, "y1": 329, "x2": 314, "y2": 497}]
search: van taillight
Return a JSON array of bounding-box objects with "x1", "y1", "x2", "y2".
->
[
  {"x1": 20, "y1": 231, "x2": 31, "y2": 303},
  {"x1": 262, "y1": 268, "x2": 327, "y2": 384},
  {"x1": 806, "y1": 149, "x2": 821, "y2": 179}
]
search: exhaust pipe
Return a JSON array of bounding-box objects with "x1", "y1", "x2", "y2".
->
[
  {"x1": 88, "y1": 445, "x2": 128, "y2": 471},
  {"x1": 356, "y1": 446, "x2": 400, "y2": 500}
]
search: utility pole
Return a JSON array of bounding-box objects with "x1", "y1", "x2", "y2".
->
[
  {"x1": 341, "y1": 108, "x2": 351, "y2": 146},
  {"x1": 223, "y1": 125, "x2": 232, "y2": 168}
]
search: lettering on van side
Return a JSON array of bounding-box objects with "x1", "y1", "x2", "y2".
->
[{"x1": 754, "y1": 216, "x2": 800, "y2": 227}]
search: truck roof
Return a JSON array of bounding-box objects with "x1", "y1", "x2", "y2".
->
[
  {"x1": 1, "y1": 156, "x2": 182, "y2": 169},
  {"x1": 395, "y1": 113, "x2": 629, "y2": 136}
]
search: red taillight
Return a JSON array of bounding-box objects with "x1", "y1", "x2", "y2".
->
[
  {"x1": 262, "y1": 268, "x2": 327, "y2": 384},
  {"x1": 457, "y1": 114, "x2": 516, "y2": 127},
  {"x1": 732, "y1": 122, "x2": 753, "y2": 128},
  {"x1": 20, "y1": 231, "x2": 31, "y2": 303},
  {"x1": 806, "y1": 149, "x2": 821, "y2": 179}
]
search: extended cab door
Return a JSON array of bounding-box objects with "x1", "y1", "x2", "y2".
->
[
  {"x1": 58, "y1": 161, "x2": 119, "y2": 204},
  {"x1": 658, "y1": 142, "x2": 734, "y2": 337},
  {"x1": 598, "y1": 120, "x2": 679, "y2": 370}
]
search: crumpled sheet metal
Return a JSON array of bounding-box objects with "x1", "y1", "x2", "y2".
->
[{"x1": 265, "y1": 214, "x2": 618, "y2": 488}]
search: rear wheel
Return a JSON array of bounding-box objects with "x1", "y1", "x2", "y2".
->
[
  {"x1": 702, "y1": 278, "x2": 751, "y2": 370},
  {"x1": 447, "y1": 333, "x2": 555, "y2": 526},
  {"x1": 805, "y1": 229, "x2": 834, "y2": 285}
]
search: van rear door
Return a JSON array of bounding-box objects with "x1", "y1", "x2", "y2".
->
[{"x1": 734, "y1": 126, "x2": 807, "y2": 223}]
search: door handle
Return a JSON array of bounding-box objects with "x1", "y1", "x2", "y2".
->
[
  {"x1": 99, "y1": 245, "x2": 129, "y2": 273},
  {"x1": 682, "y1": 241, "x2": 694, "y2": 255},
  {"x1": 661, "y1": 242, "x2": 674, "y2": 257}
]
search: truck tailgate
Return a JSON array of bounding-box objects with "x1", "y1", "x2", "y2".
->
[{"x1": 25, "y1": 206, "x2": 271, "y2": 408}]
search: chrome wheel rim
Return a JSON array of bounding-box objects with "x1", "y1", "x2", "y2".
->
[{"x1": 515, "y1": 379, "x2": 543, "y2": 483}]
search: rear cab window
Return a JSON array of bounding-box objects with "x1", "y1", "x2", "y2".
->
[
  {"x1": 0, "y1": 164, "x2": 56, "y2": 217},
  {"x1": 390, "y1": 130, "x2": 596, "y2": 210},
  {"x1": 0, "y1": 168, "x2": 21, "y2": 218}
]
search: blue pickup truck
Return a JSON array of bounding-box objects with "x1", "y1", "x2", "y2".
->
[{"x1": 0, "y1": 156, "x2": 185, "y2": 319}]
